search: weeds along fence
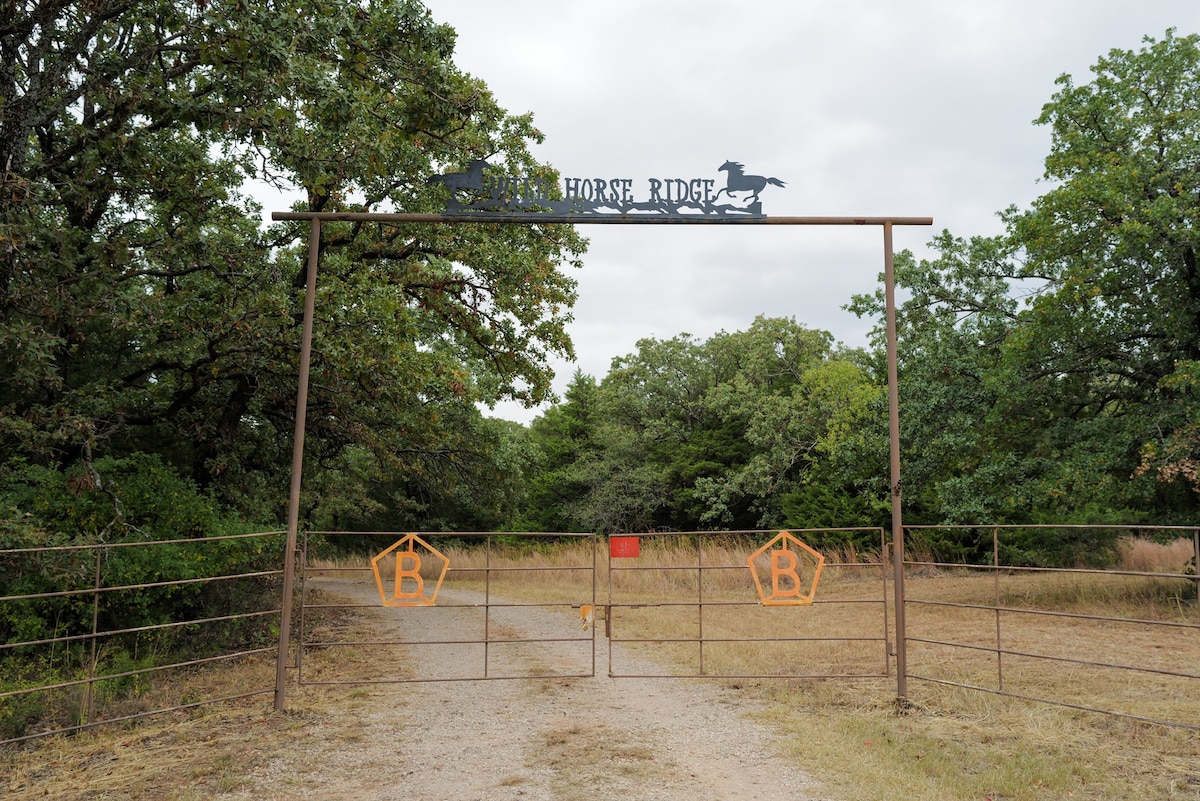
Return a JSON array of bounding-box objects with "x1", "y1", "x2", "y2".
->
[
  {"x1": 900, "y1": 524, "x2": 1200, "y2": 731},
  {"x1": 0, "y1": 531, "x2": 286, "y2": 745}
]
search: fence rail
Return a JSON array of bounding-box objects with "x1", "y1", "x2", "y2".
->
[
  {"x1": 900, "y1": 524, "x2": 1200, "y2": 731},
  {"x1": 0, "y1": 530, "x2": 286, "y2": 745}
]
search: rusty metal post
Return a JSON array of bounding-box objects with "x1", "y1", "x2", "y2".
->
[
  {"x1": 880, "y1": 530, "x2": 891, "y2": 677},
  {"x1": 296, "y1": 530, "x2": 310, "y2": 683},
  {"x1": 84, "y1": 550, "x2": 102, "y2": 723},
  {"x1": 604, "y1": 537, "x2": 614, "y2": 676},
  {"x1": 591, "y1": 534, "x2": 598, "y2": 677},
  {"x1": 275, "y1": 217, "x2": 321, "y2": 711},
  {"x1": 484, "y1": 535, "x2": 492, "y2": 678},
  {"x1": 696, "y1": 534, "x2": 704, "y2": 675},
  {"x1": 1194, "y1": 528, "x2": 1200, "y2": 608},
  {"x1": 884, "y1": 221, "x2": 908, "y2": 701},
  {"x1": 994, "y1": 526, "x2": 1003, "y2": 691}
]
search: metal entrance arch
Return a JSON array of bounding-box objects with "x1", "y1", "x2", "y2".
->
[{"x1": 269, "y1": 209, "x2": 933, "y2": 709}]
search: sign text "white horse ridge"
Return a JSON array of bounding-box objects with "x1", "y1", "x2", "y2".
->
[{"x1": 429, "y1": 160, "x2": 785, "y2": 217}]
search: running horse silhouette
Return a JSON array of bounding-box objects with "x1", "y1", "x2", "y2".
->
[
  {"x1": 713, "y1": 161, "x2": 786, "y2": 204},
  {"x1": 426, "y1": 159, "x2": 490, "y2": 199}
]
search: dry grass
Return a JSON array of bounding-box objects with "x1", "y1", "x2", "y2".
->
[
  {"x1": 535, "y1": 721, "x2": 661, "y2": 799},
  {"x1": 1, "y1": 588, "x2": 396, "y2": 800},
  {"x1": 1117, "y1": 536, "x2": 1196, "y2": 573},
  {"x1": 293, "y1": 587, "x2": 418, "y2": 685},
  {"x1": 0, "y1": 677, "x2": 406, "y2": 800},
  {"x1": 2, "y1": 661, "x2": 282, "y2": 800}
]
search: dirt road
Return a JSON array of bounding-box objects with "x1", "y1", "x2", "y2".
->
[{"x1": 228, "y1": 577, "x2": 831, "y2": 801}]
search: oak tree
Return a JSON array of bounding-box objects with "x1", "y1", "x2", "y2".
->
[{"x1": 0, "y1": 0, "x2": 585, "y2": 527}]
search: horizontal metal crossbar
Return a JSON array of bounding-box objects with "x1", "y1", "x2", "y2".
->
[
  {"x1": 0, "y1": 689, "x2": 276, "y2": 746},
  {"x1": 908, "y1": 636, "x2": 1200, "y2": 680},
  {"x1": 272, "y1": 211, "x2": 933, "y2": 226},
  {"x1": 612, "y1": 636, "x2": 885, "y2": 644},
  {"x1": 299, "y1": 674, "x2": 594, "y2": 686},
  {"x1": 907, "y1": 674, "x2": 1200, "y2": 733},
  {"x1": 305, "y1": 637, "x2": 591, "y2": 647},
  {"x1": 906, "y1": 598, "x2": 1200, "y2": 630},
  {"x1": 0, "y1": 609, "x2": 281, "y2": 652},
  {"x1": 613, "y1": 671, "x2": 889, "y2": 680},
  {"x1": 3, "y1": 568, "x2": 284, "y2": 602},
  {"x1": 905, "y1": 560, "x2": 1195, "y2": 581},
  {"x1": 0, "y1": 647, "x2": 277, "y2": 700},
  {"x1": 0, "y1": 529, "x2": 284, "y2": 556}
]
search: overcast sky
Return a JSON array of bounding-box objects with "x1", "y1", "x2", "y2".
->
[{"x1": 420, "y1": 2, "x2": 1193, "y2": 423}]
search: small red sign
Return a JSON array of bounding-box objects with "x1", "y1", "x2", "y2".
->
[{"x1": 609, "y1": 536, "x2": 641, "y2": 558}]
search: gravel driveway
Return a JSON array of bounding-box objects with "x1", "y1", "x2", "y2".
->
[{"x1": 231, "y1": 577, "x2": 832, "y2": 801}]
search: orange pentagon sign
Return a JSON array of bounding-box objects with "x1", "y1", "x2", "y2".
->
[
  {"x1": 747, "y1": 531, "x2": 825, "y2": 606},
  {"x1": 370, "y1": 534, "x2": 450, "y2": 607}
]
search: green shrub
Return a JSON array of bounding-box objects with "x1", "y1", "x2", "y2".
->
[{"x1": 0, "y1": 453, "x2": 280, "y2": 738}]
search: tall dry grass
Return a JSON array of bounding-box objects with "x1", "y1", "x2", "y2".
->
[{"x1": 1117, "y1": 535, "x2": 1197, "y2": 573}]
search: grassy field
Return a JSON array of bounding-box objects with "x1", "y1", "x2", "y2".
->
[{"x1": 4, "y1": 534, "x2": 1198, "y2": 800}]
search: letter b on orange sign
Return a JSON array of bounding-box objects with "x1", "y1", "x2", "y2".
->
[
  {"x1": 371, "y1": 534, "x2": 450, "y2": 607},
  {"x1": 392, "y1": 550, "x2": 425, "y2": 600},
  {"x1": 770, "y1": 548, "x2": 803, "y2": 598},
  {"x1": 748, "y1": 531, "x2": 825, "y2": 606}
]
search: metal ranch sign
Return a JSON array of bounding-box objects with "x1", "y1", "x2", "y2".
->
[{"x1": 428, "y1": 159, "x2": 785, "y2": 218}]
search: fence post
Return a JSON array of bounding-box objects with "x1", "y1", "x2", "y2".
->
[
  {"x1": 84, "y1": 550, "x2": 102, "y2": 724},
  {"x1": 275, "y1": 217, "x2": 321, "y2": 711},
  {"x1": 884, "y1": 221, "x2": 907, "y2": 701},
  {"x1": 1194, "y1": 528, "x2": 1199, "y2": 608},
  {"x1": 994, "y1": 526, "x2": 1003, "y2": 692}
]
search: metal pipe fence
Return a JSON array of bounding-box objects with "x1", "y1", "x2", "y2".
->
[
  {"x1": 899, "y1": 524, "x2": 1200, "y2": 731},
  {"x1": 7, "y1": 523, "x2": 1199, "y2": 744},
  {"x1": 0, "y1": 530, "x2": 286, "y2": 745}
]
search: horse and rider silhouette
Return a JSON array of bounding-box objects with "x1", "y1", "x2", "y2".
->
[
  {"x1": 713, "y1": 161, "x2": 785, "y2": 205},
  {"x1": 426, "y1": 158, "x2": 489, "y2": 196}
]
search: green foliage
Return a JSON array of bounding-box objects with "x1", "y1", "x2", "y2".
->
[
  {"x1": 0, "y1": 452, "x2": 281, "y2": 738},
  {"x1": 780, "y1": 469, "x2": 887, "y2": 532},
  {"x1": 1, "y1": 0, "x2": 584, "y2": 529},
  {"x1": 0, "y1": 452, "x2": 274, "y2": 647},
  {"x1": 848, "y1": 31, "x2": 1200, "y2": 545},
  {"x1": 515, "y1": 30, "x2": 1200, "y2": 562},
  {"x1": 0, "y1": 0, "x2": 591, "y2": 739},
  {"x1": 515, "y1": 372, "x2": 603, "y2": 533},
  {"x1": 519, "y1": 318, "x2": 882, "y2": 533},
  {"x1": 997, "y1": 526, "x2": 1123, "y2": 569}
]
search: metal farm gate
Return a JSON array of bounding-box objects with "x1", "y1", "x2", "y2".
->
[
  {"x1": 604, "y1": 529, "x2": 891, "y2": 680},
  {"x1": 288, "y1": 528, "x2": 893, "y2": 687}
]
